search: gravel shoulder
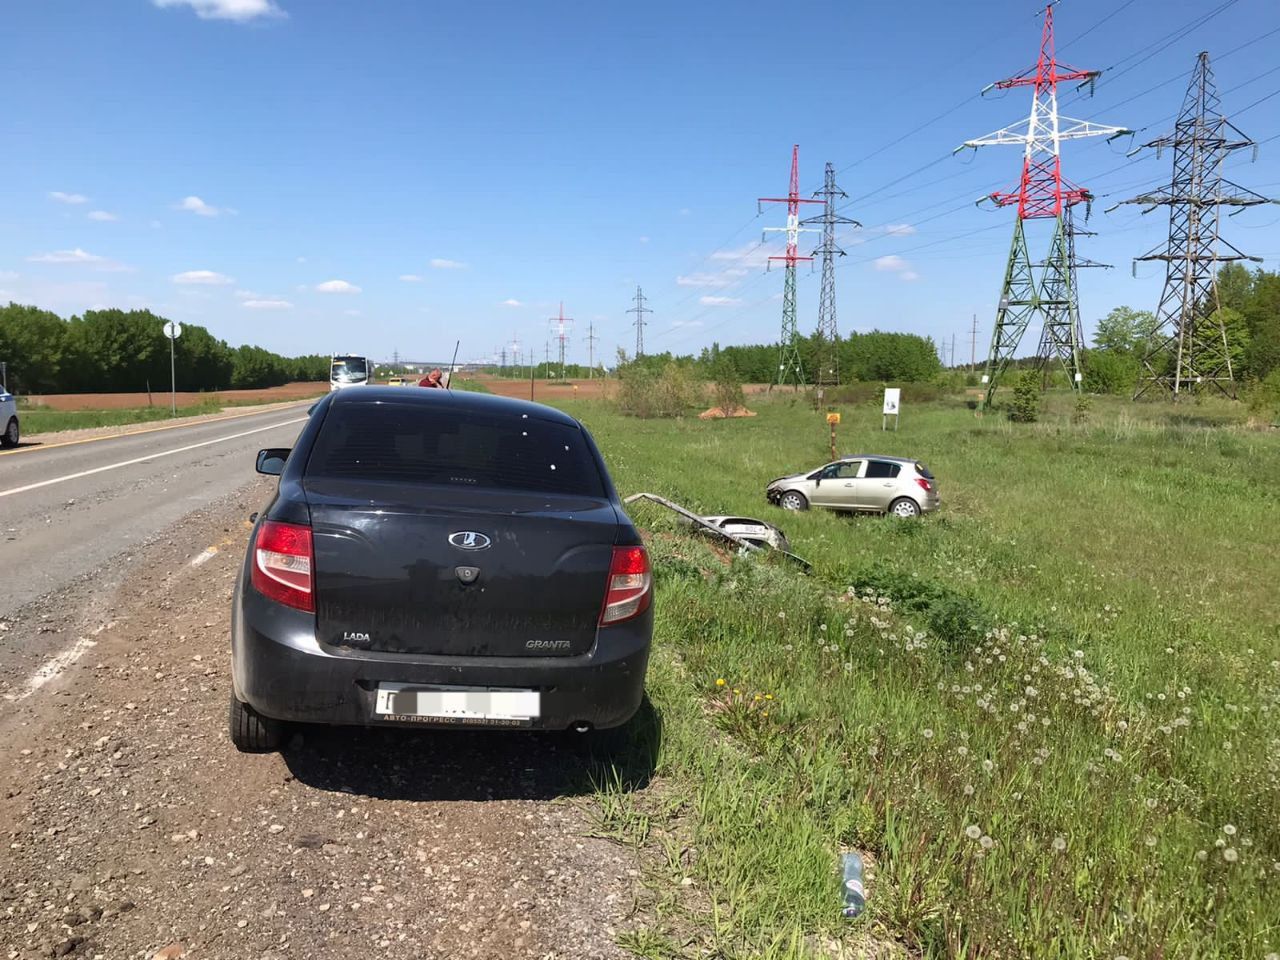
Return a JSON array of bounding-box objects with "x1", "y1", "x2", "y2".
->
[{"x1": 0, "y1": 484, "x2": 645, "y2": 960}]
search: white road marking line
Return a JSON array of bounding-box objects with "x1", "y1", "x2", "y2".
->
[
  {"x1": 0, "y1": 417, "x2": 307, "y2": 500},
  {"x1": 10, "y1": 622, "x2": 111, "y2": 702},
  {"x1": 191, "y1": 547, "x2": 219, "y2": 567}
]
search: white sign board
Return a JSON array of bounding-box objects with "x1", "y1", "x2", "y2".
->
[
  {"x1": 163, "y1": 321, "x2": 183, "y2": 340},
  {"x1": 882, "y1": 388, "x2": 900, "y2": 415}
]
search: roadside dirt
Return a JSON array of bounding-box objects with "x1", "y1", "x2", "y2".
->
[
  {"x1": 0, "y1": 486, "x2": 645, "y2": 959},
  {"x1": 22, "y1": 383, "x2": 328, "y2": 413}
]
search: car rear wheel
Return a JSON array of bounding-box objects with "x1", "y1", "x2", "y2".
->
[
  {"x1": 1, "y1": 418, "x2": 17, "y2": 449},
  {"x1": 229, "y1": 692, "x2": 284, "y2": 753},
  {"x1": 779, "y1": 491, "x2": 808, "y2": 511},
  {"x1": 888, "y1": 497, "x2": 921, "y2": 519}
]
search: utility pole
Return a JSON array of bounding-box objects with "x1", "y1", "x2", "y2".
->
[
  {"x1": 584, "y1": 322, "x2": 599, "y2": 378},
  {"x1": 500, "y1": 346, "x2": 507, "y2": 372},
  {"x1": 970, "y1": 314, "x2": 978, "y2": 372},
  {"x1": 802, "y1": 162, "x2": 861, "y2": 389},
  {"x1": 1111, "y1": 52, "x2": 1272, "y2": 400},
  {"x1": 961, "y1": 5, "x2": 1128, "y2": 405},
  {"x1": 951, "y1": 334, "x2": 957, "y2": 370},
  {"x1": 548, "y1": 302, "x2": 574, "y2": 380},
  {"x1": 626, "y1": 286, "x2": 651, "y2": 359},
  {"x1": 759, "y1": 145, "x2": 823, "y2": 390}
]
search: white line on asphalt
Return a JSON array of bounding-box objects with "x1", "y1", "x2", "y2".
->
[
  {"x1": 0, "y1": 417, "x2": 307, "y2": 500},
  {"x1": 191, "y1": 547, "x2": 219, "y2": 567},
  {"x1": 8, "y1": 621, "x2": 111, "y2": 702}
]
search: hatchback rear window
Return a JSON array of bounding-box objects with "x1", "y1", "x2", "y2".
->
[
  {"x1": 865, "y1": 461, "x2": 901, "y2": 479},
  {"x1": 306, "y1": 403, "x2": 606, "y2": 497},
  {"x1": 915, "y1": 462, "x2": 934, "y2": 479}
]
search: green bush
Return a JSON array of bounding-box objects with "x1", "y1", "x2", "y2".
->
[
  {"x1": 616, "y1": 359, "x2": 702, "y2": 418},
  {"x1": 843, "y1": 563, "x2": 989, "y2": 656},
  {"x1": 1007, "y1": 369, "x2": 1042, "y2": 422}
]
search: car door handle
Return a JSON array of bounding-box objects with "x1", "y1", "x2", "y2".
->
[
  {"x1": 882, "y1": 482, "x2": 893, "y2": 487},
  {"x1": 843, "y1": 482, "x2": 854, "y2": 487}
]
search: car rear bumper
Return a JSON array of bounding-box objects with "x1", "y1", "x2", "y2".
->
[{"x1": 231, "y1": 582, "x2": 652, "y2": 732}]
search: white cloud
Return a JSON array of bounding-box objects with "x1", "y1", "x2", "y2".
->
[
  {"x1": 500, "y1": 298, "x2": 523, "y2": 307},
  {"x1": 27, "y1": 248, "x2": 105, "y2": 264},
  {"x1": 677, "y1": 273, "x2": 734, "y2": 288},
  {"x1": 874, "y1": 255, "x2": 908, "y2": 272},
  {"x1": 874, "y1": 255, "x2": 919, "y2": 281},
  {"x1": 710, "y1": 243, "x2": 772, "y2": 268},
  {"x1": 399, "y1": 274, "x2": 424, "y2": 283},
  {"x1": 234, "y1": 289, "x2": 258, "y2": 299},
  {"x1": 430, "y1": 258, "x2": 467, "y2": 270},
  {"x1": 296, "y1": 256, "x2": 307, "y2": 263},
  {"x1": 175, "y1": 195, "x2": 224, "y2": 217},
  {"x1": 241, "y1": 298, "x2": 293, "y2": 310},
  {"x1": 49, "y1": 191, "x2": 88, "y2": 205},
  {"x1": 173, "y1": 269, "x2": 233, "y2": 285},
  {"x1": 316, "y1": 279, "x2": 361, "y2": 294},
  {"x1": 699, "y1": 296, "x2": 741, "y2": 307},
  {"x1": 0, "y1": 271, "x2": 18, "y2": 282},
  {"x1": 884, "y1": 223, "x2": 917, "y2": 236},
  {"x1": 87, "y1": 210, "x2": 118, "y2": 222},
  {"x1": 153, "y1": 0, "x2": 285, "y2": 22},
  {"x1": 670, "y1": 319, "x2": 704, "y2": 329}
]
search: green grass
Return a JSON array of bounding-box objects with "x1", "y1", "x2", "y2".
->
[
  {"x1": 555, "y1": 390, "x2": 1280, "y2": 958},
  {"x1": 19, "y1": 399, "x2": 227, "y2": 434}
]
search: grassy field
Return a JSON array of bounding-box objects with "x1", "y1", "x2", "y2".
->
[
  {"x1": 17, "y1": 393, "x2": 325, "y2": 434},
  {"x1": 549, "y1": 390, "x2": 1279, "y2": 959}
]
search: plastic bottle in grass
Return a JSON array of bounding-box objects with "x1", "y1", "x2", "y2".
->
[{"x1": 840, "y1": 852, "x2": 865, "y2": 918}]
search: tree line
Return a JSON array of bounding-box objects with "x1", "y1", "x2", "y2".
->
[
  {"x1": 0, "y1": 304, "x2": 329, "y2": 394},
  {"x1": 1082, "y1": 265, "x2": 1280, "y2": 396}
]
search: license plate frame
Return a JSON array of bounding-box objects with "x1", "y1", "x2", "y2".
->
[{"x1": 373, "y1": 683, "x2": 541, "y2": 726}]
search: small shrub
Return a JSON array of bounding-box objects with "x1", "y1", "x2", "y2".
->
[
  {"x1": 1007, "y1": 370, "x2": 1042, "y2": 423},
  {"x1": 616, "y1": 360, "x2": 702, "y2": 418},
  {"x1": 844, "y1": 563, "x2": 989, "y2": 656},
  {"x1": 710, "y1": 356, "x2": 746, "y2": 416},
  {"x1": 1072, "y1": 394, "x2": 1093, "y2": 425}
]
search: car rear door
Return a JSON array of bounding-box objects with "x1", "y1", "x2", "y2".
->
[{"x1": 857, "y1": 460, "x2": 903, "y2": 510}]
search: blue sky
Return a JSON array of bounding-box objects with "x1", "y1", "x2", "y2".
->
[{"x1": 2, "y1": 0, "x2": 1277, "y2": 367}]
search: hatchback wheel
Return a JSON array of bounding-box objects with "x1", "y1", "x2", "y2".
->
[
  {"x1": 779, "y1": 491, "x2": 808, "y2": 511},
  {"x1": 229, "y1": 693, "x2": 284, "y2": 753},
  {"x1": 1, "y1": 418, "x2": 17, "y2": 449},
  {"x1": 888, "y1": 497, "x2": 921, "y2": 519}
]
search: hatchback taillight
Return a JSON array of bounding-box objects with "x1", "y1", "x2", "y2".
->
[
  {"x1": 250, "y1": 520, "x2": 315, "y2": 613},
  {"x1": 600, "y1": 546, "x2": 652, "y2": 625},
  {"x1": 915, "y1": 477, "x2": 933, "y2": 493}
]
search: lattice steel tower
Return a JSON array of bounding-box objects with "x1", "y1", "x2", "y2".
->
[
  {"x1": 1113, "y1": 52, "x2": 1273, "y2": 399},
  {"x1": 626, "y1": 286, "x2": 651, "y2": 358},
  {"x1": 962, "y1": 4, "x2": 1126, "y2": 405},
  {"x1": 548, "y1": 302, "x2": 573, "y2": 378},
  {"x1": 802, "y1": 162, "x2": 860, "y2": 387},
  {"x1": 759, "y1": 145, "x2": 822, "y2": 388}
]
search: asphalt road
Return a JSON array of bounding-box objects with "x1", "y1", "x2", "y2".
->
[{"x1": 0, "y1": 403, "x2": 309, "y2": 622}]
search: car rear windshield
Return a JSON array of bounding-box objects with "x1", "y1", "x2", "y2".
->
[
  {"x1": 915, "y1": 462, "x2": 934, "y2": 479},
  {"x1": 305, "y1": 402, "x2": 607, "y2": 497}
]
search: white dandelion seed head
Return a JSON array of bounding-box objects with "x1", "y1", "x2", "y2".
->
[
  {"x1": 1223, "y1": 847, "x2": 1238, "y2": 863},
  {"x1": 979, "y1": 835, "x2": 994, "y2": 849},
  {"x1": 965, "y1": 824, "x2": 982, "y2": 840},
  {"x1": 1052, "y1": 836, "x2": 1066, "y2": 852}
]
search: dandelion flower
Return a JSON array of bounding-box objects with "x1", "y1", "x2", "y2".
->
[
  {"x1": 764, "y1": 694, "x2": 773, "y2": 701},
  {"x1": 922, "y1": 728, "x2": 934, "y2": 739},
  {"x1": 1144, "y1": 836, "x2": 1157, "y2": 848},
  {"x1": 1145, "y1": 798, "x2": 1158, "y2": 810},
  {"x1": 965, "y1": 824, "x2": 982, "y2": 840},
  {"x1": 982, "y1": 759, "x2": 995, "y2": 773},
  {"x1": 956, "y1": 745, "x2": 968, "y2": 757},
  {"x1": 1195, "y1": 850, "x2": 1208, "y2": 862},
  {"x1": 1222, "y1": 824, "x2": 1236, "y2": 836},
  {"x1": 762, "y1": 711, "x2": 769, "y2": 718},
  {"x1": 980, "y1": 835, "x2": 994, "y2": 850},
  {"x1": 1052, "y1": 836, "x2": 1066, "y2": 852},
  {"x1": 715, "y1": 678, "x2": 726, "y2": 687},
  {"x1": 963, "y1": 784, "x2": 975, "y2": 796},
  {"x1": 1223, "y1": 847, "x2": 1238, "y2": 863}
]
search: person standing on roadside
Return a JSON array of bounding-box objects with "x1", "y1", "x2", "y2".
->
[{"x1": 418, "y1": 368, "x2": 445, "y2": 388}]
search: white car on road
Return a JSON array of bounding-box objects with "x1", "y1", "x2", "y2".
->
[{"x1": 0, "y1": 384, "x2": 18, "y2": 448}]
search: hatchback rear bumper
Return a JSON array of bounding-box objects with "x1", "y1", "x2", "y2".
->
[{"x1": 232, "y1": 585, "x2": 652, "y2": 732}]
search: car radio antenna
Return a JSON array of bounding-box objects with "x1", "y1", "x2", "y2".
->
[{"x1": 446, "y1": 339, "x2": 460, "y2": 388}]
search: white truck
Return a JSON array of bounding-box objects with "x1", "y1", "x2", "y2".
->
[
  {"x1": 329, "y1": 355, "x2": 370, "y2": 392},
  {"x1": 0, "y1": 370, "x2": 18, "y2": 448}
]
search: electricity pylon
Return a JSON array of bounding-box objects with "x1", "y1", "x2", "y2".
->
[
  {"x1": 802, "y1": 162, "x2": 860, "y2": 388},
  {"x1": 1112, "y1": 51, "x2": 1274, "y2": 399},
  {"x1": 961, "y1": 4, "x2": 1127, "y2": 405}
]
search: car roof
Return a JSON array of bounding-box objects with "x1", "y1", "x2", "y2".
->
[
  {"x1": 839, "y1": 454, "x2": 918, "y2": 464},
  {"x1": 327, "y1": 384, "x2": 580, "y2": 427}
]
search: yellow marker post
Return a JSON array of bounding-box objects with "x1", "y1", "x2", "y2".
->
[{"x1": 826, "y1": 412, "x2": 840, "y2": 460}]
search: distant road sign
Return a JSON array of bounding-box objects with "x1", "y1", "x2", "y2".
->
[{"x1": 163, "y1": 321, "x2": 183, "y2": 340}]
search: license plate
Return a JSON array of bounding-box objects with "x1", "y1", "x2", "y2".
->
[{"x1": 374, "y1": 683, "x2": 540, "y2": 725}]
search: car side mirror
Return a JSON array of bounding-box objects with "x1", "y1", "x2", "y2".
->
[{"x1": 256, "y1": 447, "x2": 290, "y2": 476}]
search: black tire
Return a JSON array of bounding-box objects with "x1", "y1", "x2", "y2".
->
[
  {"x1": 779, "y1": 490, "x2": 809, "y2": 512},
  {"x1": 1, "y1": 417, "x2": 17, "y2": 449},
  {"x1": 888, "y1": 497, "x2": 921, "y2": 519},
  {"x1": 229, "y1": 692, "x2": 284, "y2": 753}
]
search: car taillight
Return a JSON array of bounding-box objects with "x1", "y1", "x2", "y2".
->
[
  {"x1": 600, "y1": 545, "x2": 652, "y2": 626},
  {"x1": 915, "y1": 477, "x2": 933, "y2": 493},
  {"x1": 250, "y1": 520, "x2": 315, "y2": 613}
]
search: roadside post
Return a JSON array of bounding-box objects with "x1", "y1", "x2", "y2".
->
[
  {"x1": 163, "y1": 321, "x2": 182, "y2": 417},
  {"x1": 882, "y1": 387, "x2": 900, "y2": 432},
  {"x1": 826, "y1": 411, "x2": 840, "y2": 459}
]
